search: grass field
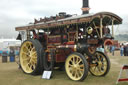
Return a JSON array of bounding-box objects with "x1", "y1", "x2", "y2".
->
[{"x1": 0, "y1": 51, "x2": 128, "y2": 85}]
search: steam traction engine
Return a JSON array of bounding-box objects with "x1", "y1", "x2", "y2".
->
[{"x1": 15, "y1": 0, "x2": 122, "y2": 81}]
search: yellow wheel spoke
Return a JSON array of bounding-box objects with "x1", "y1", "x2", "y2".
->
[
  {"x1": 23, "y1": 57, "x2": 30, "y2": 61},
  {"x1": 103, "y1": 63, "x2": 107, "y2": 66},
  {"x1": 90, "y1": 64, "x2": 97, "y2": 67},
  {"x1": 75, "y1": 57, "x2": 79, "y2": 64},
  {"x1": 22, "y1": 52, "x2": 29, "y2": 55},
  {"x1": 97, "y1": 53, "x2": 103, "y2": 61},
  {"x1": 96, "y1": 54, "x2": 101, "y2": 61},
  {"x1": 30, "y1": 63, "x2": 34, "y2": 70},
  {"x1": 30, "y1": 55, "x2": 37, "y2": 60},
  {"x1": 78, "y1": 69, "x2": 83, "y2": 76},
  {"x1": 29, "y1": 43, "x2": 33, "y2": 50},
  {"x1": 73, "y1": 56, "x2": 75, "y2": 64},
  {"x1": 32, "y1": 64, "x2": 36, "y2": 69},
  {"x1": 76, "y1": 70, "x2": 79, "y2": 78},
  {"x1": 79, "y1": 68, "x2": 84, "y2": 71},
  {"x1": 97, "y1": 66, "x2": 102, "y2": 72},
  {"x1": 95, "y1": 67, "x2": 99, "y2": 73},
  {"x1": 79, "y1": 64, "x2": 84, "y2": 67},
  {"x1": 69, "y1": 64, "x2": 73, "y2": 67},
  {"x1": 93, "y1": 66, "x2": 97, "y2": 71},
  {"x1": 77, "y1": 59, "x2": 82, "y2": 64},
  {"x1": 70, "y1": 58, "x2": 74, "y2": 64},
  {"x1": 31, "y1": 57, "x2": 37, "y2": 60},
  {"x1": 29, "y1": 61, "x2": 36, "y2": 70},
  {"x1": 74, "y1": 69, "x2": 79, "y2": 78},
  {"x1": 103, "y1": 59, "x2": 106, "y2": 62},
  {"x1": 31, "y1": 47, "x2": 35, "y2": 52},
  {"x1": 26, "y1": 63, "x2": 32, "y2": 71},
  {"x1": 74, "y1": 70, "x2": 77, "y2": 78},
  {"x1": 31, "y1": 58, "x2": 37, "y2": 64},
  {"x1": 29, "y1": 64, "x2": 33, "y2": 69},
  {"x1": 24, "y1": 46, "x2": 30, "y2": 52},
  {"x1": 72, "y1": 70, "x2": 75, "y2": 76},
  {"x1": 31, "y1": 51, "x2": 37, "y2": 56},
  {"x1": 69, "y1": 67, "x2": 73, "y2": 72}
]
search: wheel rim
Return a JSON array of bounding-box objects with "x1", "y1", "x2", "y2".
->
[
  {"x1": 65, "y1": 54, "x2": 85, "y2": 81},
  {"x1": 20, "y1": 41, "x2": 37, "y2": 73},
  {"x1": 89, "y1": 52, "x2": 107, "y2": 76}
]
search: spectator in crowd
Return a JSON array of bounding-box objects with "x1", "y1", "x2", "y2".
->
[
  {"x1": 9, "y1": 48, "x2": 15, "y2": 62},
  {"x1": 2, "y1": 50, "x2": 8, "y2": 63},
  {"x1": 110, "y1": 45, "x2": 112, "y2": 53},
  {"x1": 9, "y1": 49, "x2": 15, "y2": 56},
  {"x1": 124, "y1": 45, "x2": 127, "y2": 56},
  {"x1": 111, "y1": 45, "x2": 115, "y2": 56},
  {"x1": 126, "y1": 44, "x2": 128, "y2": 56},
  {"x1": 120, "y1": 44, "x2": 124, "y2": 56}
]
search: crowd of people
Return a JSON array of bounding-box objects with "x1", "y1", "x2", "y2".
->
[
  {"x1": 109, "y1": 44, "x2": 128, "y2": 56},
  {"x1": 120, "y1": 44, "x2": 128, "y2": 56}
]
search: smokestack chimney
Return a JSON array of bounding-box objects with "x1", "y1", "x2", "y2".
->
[{"x1": 81, "y1": 0, "x2": 90, "y2": 14}]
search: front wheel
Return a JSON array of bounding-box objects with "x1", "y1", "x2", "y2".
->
[
  {"x1": 20, "y1": 39, "x2": 43, "y2": 75},
  {"x1": 65, "y1": 52, "x2": 88, "y2": 81},
  {"x1": 89, "y1": 51, "x2": 110, "y2": 76}
]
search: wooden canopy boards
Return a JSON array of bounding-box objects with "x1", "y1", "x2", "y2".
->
[{"x1": 15, "y1": 12, "x2": 122, "y2": 31}]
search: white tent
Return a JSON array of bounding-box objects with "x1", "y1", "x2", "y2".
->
[{"x1": 0, "y1": 39, "x2": 21, "y2": 50}]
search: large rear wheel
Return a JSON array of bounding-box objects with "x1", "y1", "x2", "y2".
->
[
  {"x1": 20, "y1": 39, "x2": 43, "y2": 75},
  {"x1": 65, "y1": 52, "x2": 88, "y2": 81},
  {"x1": 89, "y1": 51, "x2": 110, "y2": 76}
]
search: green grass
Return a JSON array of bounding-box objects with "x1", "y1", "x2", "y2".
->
[{"x1": 0, "y1": 51, "x2": 128, "y2": 85}]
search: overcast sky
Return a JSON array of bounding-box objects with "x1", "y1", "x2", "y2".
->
[{"x1": 0, "y1": 0, "x2": 128, "y2": 38}]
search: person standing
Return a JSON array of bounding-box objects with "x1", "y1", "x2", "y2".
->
[
  {"x1": 126, "y1": 44, "x2": 128, "y2": 56},
  {"x1": 9, "y1": 48, "x2": 15, "y2": 62},
  {"x1": 111, "y1": 45, "x2": 115, "y2": 56},
  {"x1": 110, "y1": 45, "x2": 112, "y2": 53},
  {"x1": 2, "y1": 50, "x2": 8, "y2": 63},
  {"x1": 120, "y1": 44, "x2": 124, "y2": 56},
  {"x1": 124, "y1": 45, "x2": 126, "y2": 56}
]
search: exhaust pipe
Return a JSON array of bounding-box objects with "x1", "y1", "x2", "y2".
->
[{"x1": 82, "y1": 0, "x2": 90, "y2": 14}]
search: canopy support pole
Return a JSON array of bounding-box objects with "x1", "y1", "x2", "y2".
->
[
  {"x1": 112, "y1": 19, "x2": 114, "y2": 37},
  {"x1": 76, "y1": 24, "x2": 79, "y2": 42},
  {"x1": 100, "y1": 17, "x2": 103, "y2": 38},
  {"x1": 27, "y1": 30, "x2": 30, "y2": 40}
]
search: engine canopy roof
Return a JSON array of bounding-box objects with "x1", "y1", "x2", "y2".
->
[{"x1": 15, "y1": 12, "x2": 122, "y2": 31}]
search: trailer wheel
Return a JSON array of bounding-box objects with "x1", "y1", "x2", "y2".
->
[
  {"x1": 65, "y1": 52, "x2": 88, "y2": 81},
  {"x1": 20, "y1": 39, "x2": 43, "y2": 75},
  {"x1": 89, "y1": 51, "x2": 110, "y2": 76}
]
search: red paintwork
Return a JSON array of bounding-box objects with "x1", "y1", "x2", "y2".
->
[
  {"x1": 104, "y1": 39, "x2": 113, "y2": 46},
  {"x1": 55, "y1": 49, "x2": 72, "y2": 62},
  {"x1": 122, "y1": 65, "x2": 128, "y2": 69},
  {"x1": 48, "y1": 36, "x2": 61, "y2": 44},
  {"x1": 46, "y1": 35, "x2": 76, "y2": 62},
  {"x1": 56, "y1": 54, "x2": 66, "y2": 62},
  {"x1": 64, "y1": 41, "x2": 75, "y2": 45},
  {"x1": 118, "y1": 78, "x2": 128, "y2": 82}
]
